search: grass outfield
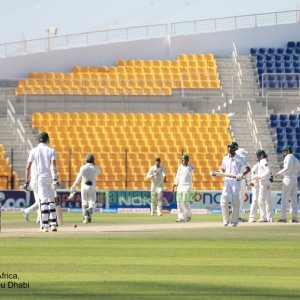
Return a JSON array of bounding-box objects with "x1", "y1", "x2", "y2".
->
[{"x1": 0, "y1": 213, "x2": 300, "y2": 300}]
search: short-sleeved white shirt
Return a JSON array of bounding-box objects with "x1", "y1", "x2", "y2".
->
[
  {"x1": 28, "y1": 143, "x2": 56, "y2": 178},
  {"x1": 281, "y1": 153, "x2": 300, "y2": 178}
]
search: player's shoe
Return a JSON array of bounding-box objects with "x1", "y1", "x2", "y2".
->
[
  {"x1": 232, "y1": 222, "x2": 238, "y2": 227},
  {"x1": 291, "y1": 219, "x2": 299, "y2": 223},
  {"x1": 277, "y1": 219, "x2": 287, "y2": 223},
  {"x1": 50, "y1": 225, "x2": 57, "y2": 232},
  {"x1": 186, "y1": 216, "x2": 192, "y2": 222},
  {"x1": 248, "y1": 219, "x2": 256, "y2": 223},
  {"x1": 223, "y1": 222, "x2": 229, "y2": 226},
  {"x1": 157, "y1": 213, "x2": 162, "y2": 216},
  {"x1": 22, "y1": 209, "x2": 29, "y2": 222},
  {"x1": 39, "y1": 227, "x2": 48, "y2": 233},
  {"x1": 258, "y1": 219, "x2": 268, "y2": 223},
  {"x1": 83, "y1": 216, "x2": 89, "y2": 224},
  {"x1": 268, "y1": 219, "x2": 274, "y2": 223},
  {"x1": 175, "y1": 218, "x2": 185, "y2": 223}
]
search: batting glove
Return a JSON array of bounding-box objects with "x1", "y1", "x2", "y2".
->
[
  {"x1": 51, "y1": 179, "x2": 60, "y2": 190},
  {"x1": 236, "y1": 173, "x2": 243, "y2": 181},
  {"x1": 23, "y1": 181, "x2": 31, "y2": 191}
]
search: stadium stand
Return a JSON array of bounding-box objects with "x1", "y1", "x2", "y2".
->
[
  {"x1": 15, "y1": 53, "x2": 220, "y2": 96},
  {"x1": 270, "y1": 113, "x2": 300, "y2": 159},
  {"x1": 31, "y1": 112, "x2": 230, "y2": 190},
  {"x1": 251, "y1": 41, "x2": 300, "y2": 89},
  {"x1": 0, "y1": 144, "x2": 19, "y2": 189}
]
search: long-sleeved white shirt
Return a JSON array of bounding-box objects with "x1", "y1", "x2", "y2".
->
[
  {"x1": 72, "y1": 163, "x2": 100, "y2": 187},
  {"x1": 277, "y1": 153, "x2": 300, "y2": 178},
  {"x1": 221, "y1": 154, "x2": 249, "y2": 181},
  {"x1": 174, "y1": 163, "x2": 194, "y2": 192},
  {"x1": 257, "y1": 158, "x2": 271, "y2": 184},
  {"x1": 146, "y1": 165, "x2": 166, "y2": 191}
]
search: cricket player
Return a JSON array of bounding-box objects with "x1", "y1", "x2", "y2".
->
[
  {"x1": 248, "y1": 161, "x2": 260, "y2": 222},
  {"x1": 255, "y1": 150, "x2": 273, "y2": 222},
  {"x1": 22, "y1": 161, "x2": 41, "y2": 223},
  {"x1": 69, "y1": 154, "x2": 100, "y2": 224},
  {"x1": 217, "y1": 143, "x2": 250, "y2": 226},
  {"x1": 173, "y1": 154, "x2": 194, "y2": 222},
  {"x1": 235, "y1": 147, "x2": 249, "y2": 222},
  {"x1": 274, "y1": 145, "x2": 299, "y2": 223},
  {"x1": 146, "y1": 157, "x2": 166, "y2": 216},
  {"x1": 25, "y1": 132, "x2": 59, "y2": 232}
]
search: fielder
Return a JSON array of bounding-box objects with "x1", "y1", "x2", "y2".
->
[
  {"x1": 274, "y1": 145, "x2": 299, "y2": 223},
  {"x1": 22, "y1": 161, "x2": 41, "y2": 223},
  {"x1": 255, "y1": 150, "x2": 273, "y2": 222},
  {"x1": 173, "y1": 154, "x2": 194, "y2": 222},
  {"x1": 25, "y1": 132, "x2": 59, "y2": 232},
  {"x1": 235, "y1": 147, "x2": 249, "y2": 222},
  {"x1": 69, "y1": 154, "x2": 100, "y2": 224},
  {"x1": 248, "y1": 161, "x2": 259, "y2": 222},
  {"x1": 217, "y1": 143, "x2": 250, "y2": 226},
  {"x1": 146, "y1": 157, "x2": 166, "y2": 216}
]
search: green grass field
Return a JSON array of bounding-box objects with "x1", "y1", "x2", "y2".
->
[{"x1": 0, "y1": 213, "x2": 300, "y2": 300}]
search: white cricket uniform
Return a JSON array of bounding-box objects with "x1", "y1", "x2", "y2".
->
[
  {"x1": 174, "y1": 163, "x2": 194, "y2": 221},
  {"x1": 220, "y1": 154, "x2": 249, "y2": 225},
  {"x1": 249, "y1": 162, "x2": 260, "y2": 222},
  {"x1": 277, "y1": 153, "x2": 300, "y2": 221},
  {"x1": 27, "y1": 143, "x2": 57, "y2": 229},
  {"x1": 257, "y1": 158, "x2": 272, "y2": 222},
  {"x1": 24, "y1": 162, "x2": 40, "y2": 222},
  {"x1": 146, "y1": 165, "x2": 166, "y2": 216},
  {"x1": 235, "y1": 149, "x2": 249, "y2": 219},
  {"x1": 72, "y1": 163, "x2": 100, "y2": 215}
]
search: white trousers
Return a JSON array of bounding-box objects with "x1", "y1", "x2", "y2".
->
[
  {"x1": 176, "y1": 191, "x2": 192, "y2": 220},
  {"x1": 258, "y1": 181, "x2": 272, "y2": 221},
  {"x1": 37, "y1": 177, "x2": 56, "y2": 229},
  {"x1": 221, "y1": 180, "x2": 240, "y2": 224},
  {"x1": 81, "y1": 184, "x2": 96, "y2": 215},
  {"x1": 24, "y1": 179, "x2": 41, "y2": 221},
  {"x1": 150, "y1": 187, "x2": 163, "y2": 215},
  {"x1": 239, "y1": 179, "x2": 247, "y2": 218},
  {"x1": 281, "y1": 177, "x2": 298, "y2": 220},
  {"x1": 249, "y1": 185, "x2": 259, "y2": 221}
]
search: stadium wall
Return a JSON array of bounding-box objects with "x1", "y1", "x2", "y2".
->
[{"x1": 0, "y1": 23, "x2": 299, "y2": 79}]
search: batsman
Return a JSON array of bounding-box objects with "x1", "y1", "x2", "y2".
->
[
  {"x1": 216, "y1": 142, "x2": 250, "y2": 226},
  {"x1": 69, "y1": 154, "x2": 100, "y2": 224}
]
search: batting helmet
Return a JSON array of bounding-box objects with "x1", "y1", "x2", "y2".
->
[
  {"x1": 85, "y1": 154, "x2": 95, "y2": 163},
  {"x1": 256, "y1": 149, "x2": 267, "y2": 160},
  {"x1": 38, "y1": 132, "x2": 49, "y2": 142},
  {"x1": 182, "y1": 154, "x2": 189, "y2": 161},
  {"x1": 155, "y1": 157, "x2": 161, "y2": 163},
  {"x1": 227, "y1": 142, "x2": 238, "y2": 151}
]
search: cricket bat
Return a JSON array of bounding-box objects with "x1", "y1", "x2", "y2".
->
[
  {"x1": 210, "y1": 171, "x2": 237, "y2": 179},
  {"x1": 55, "y1": 196, "x2": 63, "y2": 226}
]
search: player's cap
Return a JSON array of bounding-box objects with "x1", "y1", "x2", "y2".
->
[
  {"x1": 38, "y1": 132, "x2": 49, "y2": 142},
  {"x1": 282, "y1": 145, "x2": 292, "y2": 152},
  {"x1": 85, "y1": 153, "x2": 95, "y2": 163},
  {"x1": 227, "y1": 142, "x2": 238, "y2": 150},
  {"x1": 155, "y1": 157, "x2": 161, "y2": 162},
  {"x1": 182, "y1": 154, "x2": 189, "y2": 161}
]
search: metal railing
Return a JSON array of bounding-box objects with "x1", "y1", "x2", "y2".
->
[
  {"x1": 0, "y1": 10, "x2": 299, "y2": 58},
  {"x1": 231, "y1": 42, "x2": 243, "y2": 99},
  {"x1": 247, "y1": 101, "x2": 262, "y2": 149}
]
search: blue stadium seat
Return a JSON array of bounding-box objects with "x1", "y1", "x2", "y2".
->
[
  {"x1": 294, "y1": 67, "x2": 300, "y2": 73},
  {"x1": 276, "y1": 67, "x2": 284, "y2": 73},
  {"x1": 277, "y1": 132, "x2": 285, "y2": 140},
  {"x1": 279, "y1": 114, "x2": 288, "y2": 121},
  {"x1": 265, "y1": 53, "x2": 274, "y2": 61},
  {"x1": 286, "y1": 132, "x2": 294, "y2": 140},
  {"x1": 259, "y1": 48, "x2": 267, "y2": 54},
  {"x1": 295, "y1": 47, "x2": 300, "y2": 54},
  {"x1": 287, "y1": 41, "x2": 296, "y2": 48},
  {"x1": 275, "y1": 61, "x2": 283, "y2": 68},
  {"x1": 287, "y1": 81, "x2": 297, "y2": 88},
  {"x1": 267, "y1": 67, "x2": 275, "y2": 73},
  {"x1": 286, "y1": 126, "x2": 295, "y2": 133},
  {"x1": 284, "y1": 54, "x2": 292, "y2": 61},
  {"x1": 257, "y1": 54, "x2": 265, "y2": 62},
  {"x1": 296, "y1": 41, "x2": 300, "y2": 48},
  {"x1": 285, "y1": 47, "x2": 294, "y2": 55},
  {"x1": 284, "y1": 61, "x2": 292, "y2": 68},
  {"x1": 295, "y1": 127, "x2": 300, "y2": 134},
  {"x1": 270, "y1": 119, "x2": 278, "y2": 128},
  {"x1": 276, "y1": 48, "x2": 285, "y2": 54},
  {"x1": 270, "y1": 114, "x2": 279, "y2": 121},
  {"x1": 287, "y1": 139, "x2": 295, "y2": 147},
  {"x1": 250, "y1": 48, "x2": 258, "y2": 56},
  {"x1": 268, "y1": 81, "x2": 278, "y2": 88},
  {"x1": 296, "y1": 133, "x2": 300, "y2": 140},
  {"x1": 256, "y1": 61, "x2": 264, "y2": 68},
  {"x1": 266, "y1": 61, "x2": 273, "y2": 68},
  {"x1": 289, "y1": 114, "x2": 298, "y2": 121},
  {"x1": 268, "y1": 48, "x2": 276, "y2": 54},
  {"x1": 276, "y1": 126, "x2": 284, "y2": 134},
  {"x1": 274, "y1": 53, "x2": 283, "y2": 61},
  {"x1": 293, "y1": 61, "x2": 300, "y2": 68},
  {"x1": 257, "y1": 67, "x2": 265, "y2": 75},
  {"x1": 280, "y1": 120, "x2": 288, "y2": 127},
  {"x1": 285, "y1": 67, "x2": 294, "y2": 73},
  {"x1": 293, "y1": 54, "x2": 300, "y2": 61}
]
